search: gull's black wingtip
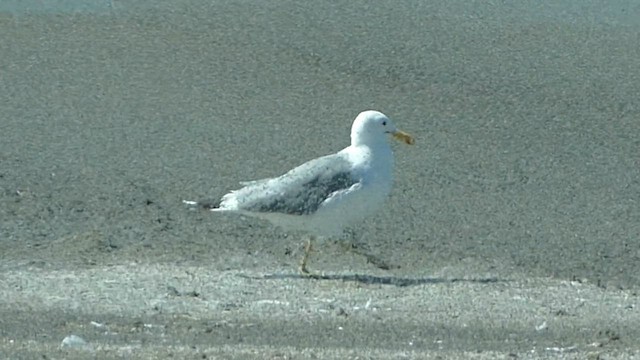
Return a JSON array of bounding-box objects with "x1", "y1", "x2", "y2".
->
[{"x1": 182, "y1": 199, "x2": 221, "y2": 210}]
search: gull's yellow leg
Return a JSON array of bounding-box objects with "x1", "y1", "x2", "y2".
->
[
  {"x1": 340, "y1": 232, "x2": 397, "y2": 271},
  {"x1": 299, "y1": 236, "x2": 314, "y2": 275}
]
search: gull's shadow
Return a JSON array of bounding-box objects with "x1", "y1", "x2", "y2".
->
[{"x1": 238, "y1": 273, "x2": 502, "y2": 287}]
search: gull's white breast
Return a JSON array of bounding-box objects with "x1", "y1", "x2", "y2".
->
[{"x1": 307, "y1": 143, "x2": 395, "y2": 237}]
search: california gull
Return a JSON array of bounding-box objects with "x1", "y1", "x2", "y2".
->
[{"x1": 184, "y1": 110, "x2": 414, "y2": 274}]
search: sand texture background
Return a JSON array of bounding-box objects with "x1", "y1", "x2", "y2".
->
[{"x1": 1, "y1": 1, "x2": 639, "y2": 358}]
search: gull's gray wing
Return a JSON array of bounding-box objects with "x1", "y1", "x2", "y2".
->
[{"x1": 217, "y1": 153, "x2": 360, "y2": 215}]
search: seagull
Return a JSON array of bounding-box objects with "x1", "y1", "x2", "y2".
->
[{"x1": 184, "y1": 110, "x2": 414, "y2": 275}]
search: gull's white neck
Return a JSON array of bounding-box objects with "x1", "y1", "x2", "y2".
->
[{"x1": 346, "y1": 142, "x2": 394, "y2": 182}]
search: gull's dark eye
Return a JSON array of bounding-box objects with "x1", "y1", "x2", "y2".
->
[{"x1": 382, "y1": 121, "x2": 387, "y2": 126}]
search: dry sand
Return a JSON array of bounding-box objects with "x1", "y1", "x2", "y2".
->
[{"x1": 1, "y1": 1, "x2": 639, "y2": 358}]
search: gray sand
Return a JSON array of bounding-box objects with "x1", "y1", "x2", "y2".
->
[{"x1": 1, "y1": 1, "x2": 639, "y2": 358}]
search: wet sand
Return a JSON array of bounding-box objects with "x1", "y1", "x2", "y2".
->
[{"x1": 1, "y1": 1, "x2": 639, "y2": 358}]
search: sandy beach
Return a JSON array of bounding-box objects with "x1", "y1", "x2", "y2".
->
[{"x1": 1, "y1": 1, "x2": 639, "y2": 358}]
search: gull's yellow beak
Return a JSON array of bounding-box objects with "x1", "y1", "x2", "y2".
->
[{"x1": 392, "y1": 130, "x2": 415, "y2": 145}]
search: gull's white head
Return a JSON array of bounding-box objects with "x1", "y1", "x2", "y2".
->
[{"x1": 350, "y1": 110, "x2": 414, "y2": 147}]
